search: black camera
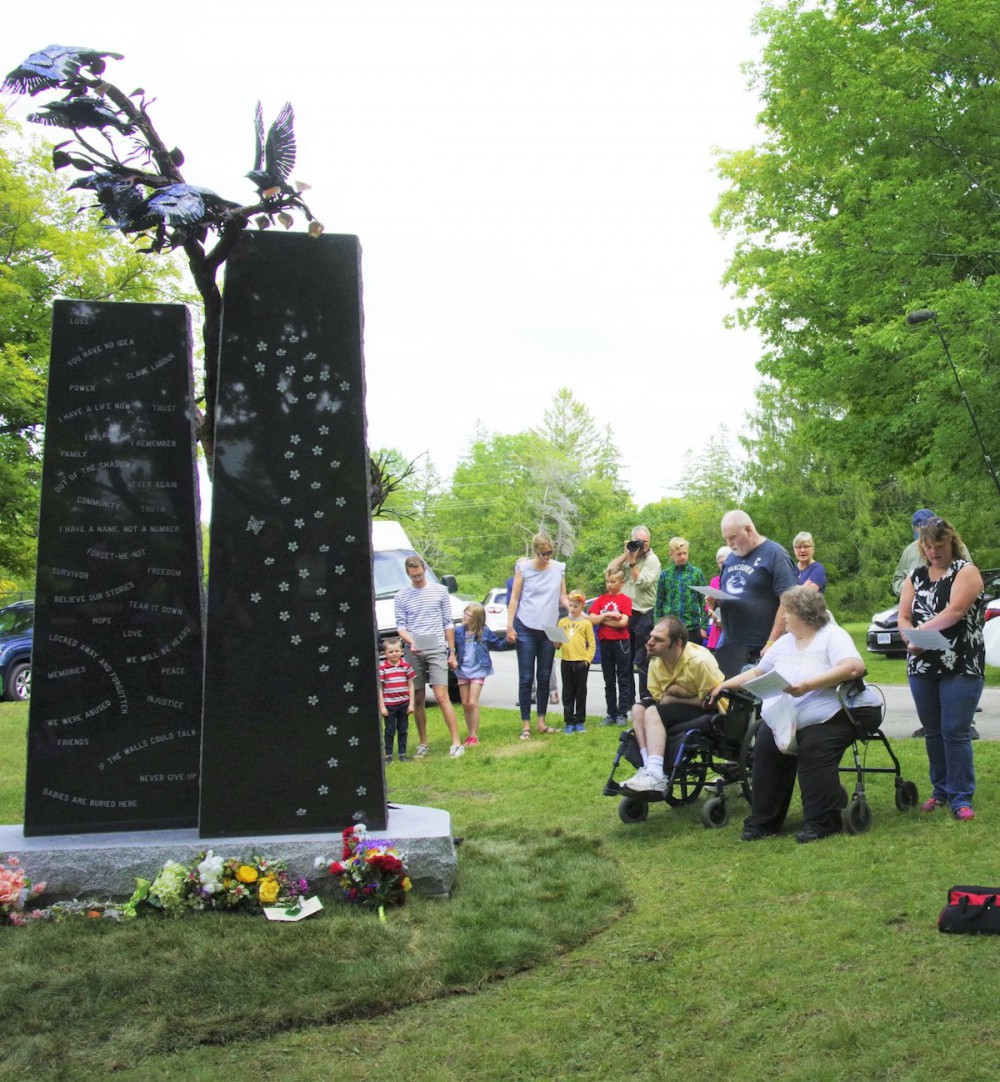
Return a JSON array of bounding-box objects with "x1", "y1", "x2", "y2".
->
[{"x1": 626, "y1": 540, "x2": 643, "y2": 552}]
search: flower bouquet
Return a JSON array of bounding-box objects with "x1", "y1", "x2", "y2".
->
[
  {"x1": 126, "y1": 851, "x2": 310, "y2": 918},
  {"x1": 0, "y1": 854, "x2": 46, "y2": 926},
  {"x1": 317, "y1": 825, "x2": 412, "y2": 915}
]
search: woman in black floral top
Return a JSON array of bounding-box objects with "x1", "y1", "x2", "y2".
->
[{"x1": 898, "y1": 517, "x2": 985, "y2": 821}]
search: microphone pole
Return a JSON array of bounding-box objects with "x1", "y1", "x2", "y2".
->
[{"x1": 906, "y1": 310, "x2": 1000, "y2": 501}]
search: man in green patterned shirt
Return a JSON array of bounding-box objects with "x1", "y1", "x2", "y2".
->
[{"x1": 654, "y1": 537, "x2": 710, "y2": 644}]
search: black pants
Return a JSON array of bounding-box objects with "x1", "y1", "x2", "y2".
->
[
  {"x1": 629, "y1": 610, "x2": 654, "y2": 700},
  {"x1": 561, "y1": 660, "x2": 589, "y2": 726},
  {"x1": 745, "y1": 708, "x2": 881, "y2": 835},
  {"x1": 600, "y1": 639, "x2": 633, "y2": 716},
  {"x1": 384, "y1": 704, "x2": 409, "y2": 756},
  {"x1": 714, "y1": 642, "x2": 763, "y2": 679}
]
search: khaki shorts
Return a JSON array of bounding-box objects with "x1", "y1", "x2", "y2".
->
[{"x1": 404, "y1": 645, "x2": 449, "y2": 690}]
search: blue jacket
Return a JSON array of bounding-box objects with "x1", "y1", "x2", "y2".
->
[{"x1": 454, "y1": 625, "x2": 509, "y2": 678}]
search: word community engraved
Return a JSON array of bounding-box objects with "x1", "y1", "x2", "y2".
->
[
  {"x1": 24, "y1": 301, "x2": 204, "y2": 835},
  {"x1": 200, "y1": 233, "x2": 386, "y2": 836}
]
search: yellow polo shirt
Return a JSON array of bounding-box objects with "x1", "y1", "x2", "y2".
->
[{"x1": 648, "y1": 643, "x2": 725, "y2": 708}]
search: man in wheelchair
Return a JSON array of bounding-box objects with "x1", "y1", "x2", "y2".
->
[{"x1": 619, "y1": 616, "x2": 726, "y2": 796}]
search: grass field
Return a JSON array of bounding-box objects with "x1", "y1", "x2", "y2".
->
[{"x1": 2, "y1": 665, "x2": 999, "y2": 1079}]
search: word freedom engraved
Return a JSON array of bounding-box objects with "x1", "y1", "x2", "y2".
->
[{"x1": 24, "y1": 301, "x2": 204, "y2": 835}]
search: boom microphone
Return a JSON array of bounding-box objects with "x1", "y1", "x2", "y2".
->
[{"x1": 906, "y1": 309, "x2": 938, "y2": 325}]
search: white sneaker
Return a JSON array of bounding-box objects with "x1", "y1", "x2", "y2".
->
[
  {"x1": 449, "y1": 744, "x2": 465, "y2": 758},
  {"x1": 415, "y1": 744, "x2": 430, "y2": 758},
  {"x1": 620, "y1": 767, "x2": 666, "y2": 795}
]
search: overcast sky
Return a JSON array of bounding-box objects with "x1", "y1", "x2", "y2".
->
[{"x1": 5, "y1": 1, "x2": 767, "y2": 508}]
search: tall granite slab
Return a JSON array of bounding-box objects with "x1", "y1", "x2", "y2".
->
[
  {"x1": 25, "y1": 301, "x2": 204, "y2": 836},
  {"x1": 200, "y1": 232, "x2": 386, "y2": 837}
]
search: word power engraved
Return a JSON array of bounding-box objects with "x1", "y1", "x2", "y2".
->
[
  {"x1": 24, "y1": 301, "x2": 204, "y2": 835},
  {"x1": 200, "y1": 233, "x2": 386, "y2": 836}
]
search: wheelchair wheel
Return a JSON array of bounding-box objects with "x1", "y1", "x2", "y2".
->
[
  {"x1": 664, "y1": 749, "x2": 708, "y2": 807},
  {"x1": 737, "y1": 718, "x2": 760, "y2": 803},
  {"x1": 702, "y1": 796, "x2": 729, "y2": 829},
  {"x1": 618, "y1": 796, "x2": 649, "y2": 824},
  {"x1": 844, "y1": 796, "x2": 872, "y2": 835},
  {"x1": 895, "y1": 779, "x2": 919, "y2": 812}
]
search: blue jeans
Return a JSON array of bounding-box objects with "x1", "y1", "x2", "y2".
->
[
  {"x1": 514, "y1": 617, "x2": 555, "y2": 722},
  {"x1": 908, "y1": 672, "x2": 982, "y2": 811}
]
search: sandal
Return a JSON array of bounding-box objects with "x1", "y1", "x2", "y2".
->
[
  {"x1": 519, "y1": 729, "x2": 532, "y2": 740},
  {"x1": 536, "y1": 724, "x2": 559, "y2": 734}
]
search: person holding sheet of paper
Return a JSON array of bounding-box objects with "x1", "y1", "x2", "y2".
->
[
  {"x1": 711, "y1": 587, "x2": 881, "y2": 843},
  {"x1": 716, "y1": 510, "x2": 798, "y2": 677},
  {"x1": 506, "y1": 531, "x2": 569, "y2": 739},
  {"x1": 898, "y1": 516, "x2": 985, "y2": 822}
]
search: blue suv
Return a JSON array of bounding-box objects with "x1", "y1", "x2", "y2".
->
[{"x1": 0, "y1": 600, "x2": 33, "y2": 702}]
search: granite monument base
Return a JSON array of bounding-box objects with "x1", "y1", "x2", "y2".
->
[{"x1": 0, "y1": 804, "x2": 456, "y2": 901}]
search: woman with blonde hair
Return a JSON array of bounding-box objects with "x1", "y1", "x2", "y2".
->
[
  {"x1": 454, "y1": 602, "x2": 507, "y2": 748},
  {"x1": 899, "y1": 516, "x2": 984, "y2": 821},
  {"x1": 506, "y1": 532, "x2": 569, "y2": 739}
]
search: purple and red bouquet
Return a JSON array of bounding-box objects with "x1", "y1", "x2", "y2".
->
[{"x1": 316, "y1": 824, "x2": 411, "y2": 911}]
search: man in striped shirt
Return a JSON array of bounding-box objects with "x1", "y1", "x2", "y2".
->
[{"x1": 394, "y1": 556, "x2": 464, "y2": 758}]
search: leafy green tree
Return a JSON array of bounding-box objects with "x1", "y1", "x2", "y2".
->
[
  {"x1": 436, "y1": 390, "x2": 631, "y2": 592},
  {"x1": 0, "y1": 111, "x2": 186, "y2": 574},
  {"x1": 678, "y1": 426, "x2": 744, "y2": 507},
  {"x1": 713, "y1": 0, "x2": 1000, "y2": 602}
]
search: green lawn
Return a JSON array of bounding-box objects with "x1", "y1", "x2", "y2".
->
[{"x1": 2, "y1": 693, "x2": 999, "y2": 1080}]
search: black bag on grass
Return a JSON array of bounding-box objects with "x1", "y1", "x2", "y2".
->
[{"x1": 938, "y1": 886, "x2": 1000, "y2": 935}]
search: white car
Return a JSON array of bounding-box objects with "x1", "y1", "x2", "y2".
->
[{"x1": 483, "y1": 587, "x2": 509, "y2": 634}]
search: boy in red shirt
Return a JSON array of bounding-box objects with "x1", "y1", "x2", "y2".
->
[
  {"x1": 378, "y1": 637, "x2": 415, "y2": 762},
  {"x1": 589, "y1": 569, "x2": 633, "y2": 725}
]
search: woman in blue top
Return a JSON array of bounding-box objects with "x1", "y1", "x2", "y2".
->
[
  {"x1": 899, "y1": 516, "x2": 985, "y2": 821},
  {"x1": 793, "y1": 532, "x2": 827, "y2": 592},
  {"x1": 455, "y1": 602, "x2": 507, "y2": 748}
]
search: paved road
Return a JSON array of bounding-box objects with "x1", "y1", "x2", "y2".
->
[{"x1": 481, "y1": 649, "x2": 1000, "y2": 739}]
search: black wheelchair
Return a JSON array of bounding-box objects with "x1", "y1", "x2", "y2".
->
[
  {"x1": 604, "y1": 678, "x2": 920, "y2": 833},
  {"x1": 602, "y1": 688, "x2": 761, "y2": 828}
]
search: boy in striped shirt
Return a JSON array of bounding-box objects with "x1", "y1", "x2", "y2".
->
[{"x1": 378, "y1": 638, "x2": 415, "y2": 762}]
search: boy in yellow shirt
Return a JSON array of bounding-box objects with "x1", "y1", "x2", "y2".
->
[{"x1": 557, "y1": 591, "x2": 596, "y2": 733}]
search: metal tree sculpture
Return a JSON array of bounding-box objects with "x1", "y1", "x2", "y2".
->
[{"x1": 3, "y1": 44, "x2": 324, "y2": 475}]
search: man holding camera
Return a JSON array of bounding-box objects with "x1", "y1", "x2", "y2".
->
[{"x1": 606, "y1": 525, "x2": 661, "y2": 701}]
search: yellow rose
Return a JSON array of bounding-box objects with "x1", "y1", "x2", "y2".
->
[
  {"x1": 258, "y1": 876, "x2": 280, "y2": 904},
  {"x1": 236, "y1": 864, "x2": 259, "y2": 884}
]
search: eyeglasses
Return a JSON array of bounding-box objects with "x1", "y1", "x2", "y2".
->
[{"x1": 536, "y1": 550, "x2": 553, "y2": 558}]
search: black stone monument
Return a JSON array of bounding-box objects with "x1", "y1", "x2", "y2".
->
[
  {"x1": 199, "y1": 232, "x2": 386, "y2": 836},
  {"x1": 25, "y1": 301, "x2": 204, "y2": 835}
]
